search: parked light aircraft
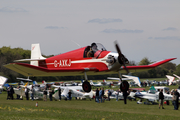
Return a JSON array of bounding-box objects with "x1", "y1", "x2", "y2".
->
[
  {"x1": 134, "y1": 86, "x2": 173, "y2": 104},
  {"x1": 4, "y1": 42, "x2": 176, "y2": 92},
  {"x1": 0, "y1": 76, "x2": 8, "y2": 93},
  {"x1": 52, "y1": 85, "x2": 93, "y2": 100}
]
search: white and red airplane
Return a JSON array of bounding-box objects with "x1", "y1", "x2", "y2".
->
[{"x1": 4, "y1": 41, "x2": 176, "y2": 92}]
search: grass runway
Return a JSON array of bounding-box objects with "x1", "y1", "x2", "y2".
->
[{"x1": 0, "y1": 90, "x2": 180, "y2": 120}]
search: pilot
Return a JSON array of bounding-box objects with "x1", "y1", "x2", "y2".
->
[
  {"x1": 87, "y1": 43, "x2": 97, "y2": 57},
  {"x1": 91, "y1": 42, "x2": 98, "y2": 51}
]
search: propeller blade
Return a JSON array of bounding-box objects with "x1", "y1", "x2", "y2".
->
[
  {"x1": 114, "y1": 40, "x2": 129, "y2": 74},
  {"x1": 114, "y1": 40, "x2": 122, "y2": 55}
]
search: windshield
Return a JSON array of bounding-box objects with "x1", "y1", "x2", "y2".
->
[{"x1": 91, "y1": 43, "x2": 107, "y2": 52}]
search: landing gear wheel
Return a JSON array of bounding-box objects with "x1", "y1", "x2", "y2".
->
[
  {"x1": 82, "y1": 81, "x2": 91, "y2": 92},
  {"x1": 120, "y1": 80, "x2": 129, "y2": 92}
]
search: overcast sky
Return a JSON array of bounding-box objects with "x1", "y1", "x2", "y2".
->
[{"x1": 0, "y1": 0, "x2": 180, "y2": 64}]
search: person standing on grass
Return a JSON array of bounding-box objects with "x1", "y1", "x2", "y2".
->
[
  {"x1": 25, "y1": 86, "x2": 29, "y2": 100},
  {"x1": 58, "y1": 87, "x2": 61, "y2": 101},
  {"x1": 95, "y1": 88, "x2": 99, "y2": 103},
  {"x1": 49, "y1": 88, "x2": 53, "y2": 101},
  {"x1": 116, "y1": 89, "x2": 119, "y2": 101},
  {"x1": 174, "y1": 89, "x2": 179, "y2": 110},
  {"x1": 159, "y1": 89, "x2": 164, "y2": 109},
  {"x1": 102, "y1": 87, "x2": 104, "y2": 102},
  {"x1": 43, "y1": 88, "x2": 47, "y2": 101},
  {"x1": 99, "y1": 88, "x2": 102, "y2": 103},
  {"x1": 30, "y1": 86, "x2": 35, "y2": 101},
  {"x1": 68, "y1": 90, "x2": 72, "y2": 100},
  {"x1": 123, "y1": 90, "x2": 128, "y2": 104}
]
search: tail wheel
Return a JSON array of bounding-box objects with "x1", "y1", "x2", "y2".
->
[
  {"x1": 82, "y1": 81, "x2": 91, "y2": 92},
  {"x1": 120, "y1": 80, "x2": 129, "y2": 92}
]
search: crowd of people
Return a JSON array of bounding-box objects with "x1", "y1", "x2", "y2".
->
[{"x1": 6, "y1": 85, "x2": 180, "y2": 110}]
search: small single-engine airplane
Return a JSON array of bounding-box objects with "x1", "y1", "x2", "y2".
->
[{"x1": 4, "y1": 41, "x2": 176, "y2": 92}]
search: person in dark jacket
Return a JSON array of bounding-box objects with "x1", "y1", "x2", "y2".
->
[
  {"x1": 10, "y1": 85, "x2": 14, "y2": 100},
  {"x1": 58, "y1": 87, "x2": 61, "y2": 101},
  {"x1": 68, "y1": 90, "x2": 72, "y2": 100},
  {"x1": 95, "y1": 88, "x2": 99, "y2": 103},
  {"x1": 159, "y1": 89, "x2": 164, "y2": 109},
  {"x1": 102, "y1": 87, "x2": 104, "y2": 102},
  {"x1": 174, "y1": 89, "x2": 179, "y2": 110},
  {"x1": 123, "y1": 90, "x2": 128, "y2": 104}
]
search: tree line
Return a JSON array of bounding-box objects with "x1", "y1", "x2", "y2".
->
[{"x1": 0, "y1": 46, "x2": 179, "y2": 83}]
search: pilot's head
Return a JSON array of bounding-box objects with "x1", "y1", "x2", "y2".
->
[
  {"x1": 91, "y1": 43, "x2": 97, "y2": 51},
  {"x1": 91, "y1": 43, "x2": 97, "y2": 48}
]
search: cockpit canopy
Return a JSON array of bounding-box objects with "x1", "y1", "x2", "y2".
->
[{"x1": 83, "y1": 43, "x2": 107, "y2": 58}]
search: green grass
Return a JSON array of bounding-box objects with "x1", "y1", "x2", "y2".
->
[{"x1": 1, "y1": 86, "x2": 180, "y2": 120}]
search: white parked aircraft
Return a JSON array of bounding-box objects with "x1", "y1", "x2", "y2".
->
[
  {"x1": 134, "y1": 86, "x2": 173, "y2": 104},
  {"x1": 0, "y1": 76, "x2": 8, "y2": 94},
  {"x1": 52, "y1": 85, "x2": 93, "y2": 100}
]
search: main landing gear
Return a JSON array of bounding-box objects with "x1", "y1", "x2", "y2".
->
[
  {"x1": 120, "y1": 80, "x2": 129, "y2": 92},
  {"x1": 82, "y1": 71, "x2": 91, "y2": 93},
  {"x1": 82, "y1": 80, "x2": 91, "y2": 93}
]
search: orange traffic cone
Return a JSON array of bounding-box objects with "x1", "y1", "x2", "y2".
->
[{"x1": 36, "y1": 102, "x2": 38, "y2": 107}]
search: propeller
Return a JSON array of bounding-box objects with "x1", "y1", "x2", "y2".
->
[{"x1": 114, "y1": 40, "x2": 129, "y2": 74}]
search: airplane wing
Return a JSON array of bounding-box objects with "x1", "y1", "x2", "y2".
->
[
  {"x1": 4, "y1": 63, "x2": 99, "y2": 76},
  {"x1": 119, "y1": 58, "x2": 176, "y2": 73},
  {"x1": 4, "y1": 58, "x2": 176, "y2": 77},
  {"x1": 134, "y1": 92, "x2": 157, "y2": 101}
]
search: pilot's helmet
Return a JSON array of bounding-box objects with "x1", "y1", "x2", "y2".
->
[{"x1": 91, "y1": 43, "x2": 97, "y2": 48}]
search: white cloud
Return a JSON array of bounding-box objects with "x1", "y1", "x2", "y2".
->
[
  {"x1": 102, "y1": 29, "x2": 144, "y2": 33},
  {"x1": 88, "y1": 18, "x2": 122, "y2": 24},
  {"x1": 151, "y1": 36, "x2": 180, "y2": 41},
  {"x1": 163, "y1": 27, "x2": 178, "y2": 31}
]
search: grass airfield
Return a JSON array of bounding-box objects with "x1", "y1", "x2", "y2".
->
[{"x1": 1, "y1": 88, "x2": 180, "y2": 120}]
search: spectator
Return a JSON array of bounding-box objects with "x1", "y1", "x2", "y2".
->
[
  {"x1": 95, "y1": 88, "x2": 99, "y2": 103},
  {"x1": 10, "y1": 85, "x2": 14, "y2": 100},
  {"x1": 58, "y1": 87, "x2": 61, "y2": 101},
  {"x1": 25, "y1": 86, "x2": 29, "y2": 100},
  {"x1": 159, "y1": 89, "x2": 164, "y2": 109},
  {"x1": 102, "y1": 87, "x2": 104, "y2": 103},
  {"x1": 43, "y1": 88, "x2": 47, "y2": 101},
  {"x1": 175, "y1": 89, "x2": 179, "y2": 110},
  {"x1": 68, "y1": 90, "x2": 72, "y2": 100},
  {"x1": 49, "y1": 88, "x2": 53, "y2": 101},
  {"x1": 30, "y1": 86, "x2": 35, "y2": 101},
  {"x1": 99, "y1": 88, "x2": 102, "y2": 103},
  {"x1": 116, "y1": 89, "x2": 119, "y2": 101},
  {"x1": 6, "y1": 87, "x2": 10, "y2": 100},
  {"x1": 108, "y1": 89, "x2": 111, "y2": 101}
]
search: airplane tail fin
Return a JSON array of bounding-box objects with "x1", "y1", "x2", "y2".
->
[
  {"x1": 42, "y1": 81, "x2": 46, "y2": 85},
  {"x1": 166, "y1": 75, "x2": 175, "y2": 85},
  {"x1": 90, "y1": 80, "x2": 93, "y2": 85},
  {"x1": 20, "y1": 81, "x2": 24, "y2": 85},
  {"x1": 0, "y1": 76, "x2": 8, "y2": 87},
  {"x1": 30, "y1": 44, "x2": 46, "y2": 66},
  {"x1": 122, "y1": 75, "x2": 141, "y2": 87},
  {"x1": 24, "y1": 82, "x2": 28, "y2": 87},
  {"x1": 62, "y1": 88, "x2": 69, "y2": 98},
  {"x1": 33, "y1": 81, "x2": 38, "y2": 85}
]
